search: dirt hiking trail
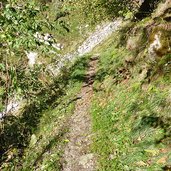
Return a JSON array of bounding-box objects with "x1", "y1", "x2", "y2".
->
[{"x1": 62, "y1": 56, "x2": 98, "y2": 171}]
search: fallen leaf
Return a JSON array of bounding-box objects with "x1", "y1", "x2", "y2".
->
[
  {"x1": 64, "y1": 139, "x2": 70, "y2": 143},
  {"x1": 30, "y1": 134, "x2": 37, "y2": 146},
  {"x1": 144, "y1": 149, "x2": 159, "y2": 156},
  {"x1": 160, "y1": 148, "x2": 170, "y2": 154},
  {"x1": 157, "y1": 156, "x2": 167, "y2": 164},
  {"x1": 136, "y1": 161, "x2": 147, "y2": 166}
]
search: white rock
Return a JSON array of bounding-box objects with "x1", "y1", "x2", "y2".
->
[
  {"x1": 0, "y1": 112, "x2": 4, "y2": 119},
  {"x1": 148, "y1": 31, "x2": 162, "y2": 61},
  {"x1": 25, "y1": 51, "x2": 38, "y2": 67},
  {"x1": 47, "y1": 19, "x2": 123, "y2": 76},
  {"x1": 6, "y1": 100, "x2": 19, "y2": 113},
  {"x1": 0, "y1": 96, "x2": 23, "y2": 118},
  {"x1": 52, "y1": 43, "x2": 61, "y2": 50}
]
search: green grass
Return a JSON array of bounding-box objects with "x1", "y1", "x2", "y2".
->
[{"x1": 91, "y1": 34, "x2": 171, "y2": 170}]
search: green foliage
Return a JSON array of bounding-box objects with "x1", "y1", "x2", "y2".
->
[
  {"x1": 0, "y1": 0, "x2": 48, "y2": 52},
  {"x1": 63, "y1": 0, "x2": 132, "y2": 25},
  {"x1": 0, "y1": 0, "x2": 56, "y2": 111}
]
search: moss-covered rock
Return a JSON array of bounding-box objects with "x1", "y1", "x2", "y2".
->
[{"x1": 148, "y1": 28, "x2": 171, "y2": 62}]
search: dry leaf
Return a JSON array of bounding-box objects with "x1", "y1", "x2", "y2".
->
[
  {"x1": 144, "y1": 149, "x2": 159, "y2": 156},
  {"x1": 136, "y1": 161, "x2": 147, "y2": 166},
  {"x1": 157, "y1": 156, "x2": 167, "y2": 164}
]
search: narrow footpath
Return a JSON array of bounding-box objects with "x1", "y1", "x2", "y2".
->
[{"x1": 62, "y1": 56, "x2": 98, "y2": 171}]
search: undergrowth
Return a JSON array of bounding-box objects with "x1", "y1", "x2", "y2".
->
[{"x1": 0, "y1": 55, "x2": 90, "y2": 170}]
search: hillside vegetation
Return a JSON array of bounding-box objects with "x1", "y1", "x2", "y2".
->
[{"x1": 0, "y1": 0, "x2": 171, "y2": 170}]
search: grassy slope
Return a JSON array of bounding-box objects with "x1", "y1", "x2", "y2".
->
[
  {"x1": 6, "y1": 20, "x2": 170, "y2": 171},
  {"x1": 91, "y1": 25, "x2": 171, "y2": 170},
  {"x1": 1, "y1": 1, "x2": 171, "y2": 170},
  {"x1": 1, "y1": 56, "x2": 90, "y2": 171}
]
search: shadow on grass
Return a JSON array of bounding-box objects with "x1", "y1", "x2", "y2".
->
[
  {"x1": 134, "y1": 114, "x2": 171, "y2": 145},
  {"x1": 0, "y1": 56, "x2": 89, "y2": 165},
  {"x1": 32, "y1": 125, "x2": 68, "y2": 170}
]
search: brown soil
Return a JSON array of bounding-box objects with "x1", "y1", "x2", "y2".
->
[{"x1": 62, "y1": 56, "x2": 98, "y2": 171}]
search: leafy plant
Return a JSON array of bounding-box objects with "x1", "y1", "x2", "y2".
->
[
  {"x1": 0, "y1": 0, "x2": 55, "y2": 111},
  {"x1": 63, "y1": 0, "x2": 133, "y2": 25}
]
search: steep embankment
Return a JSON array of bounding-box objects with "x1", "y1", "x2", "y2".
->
[{"x1": 89, "y1": 7, "x2": 171, "y2": 170}]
